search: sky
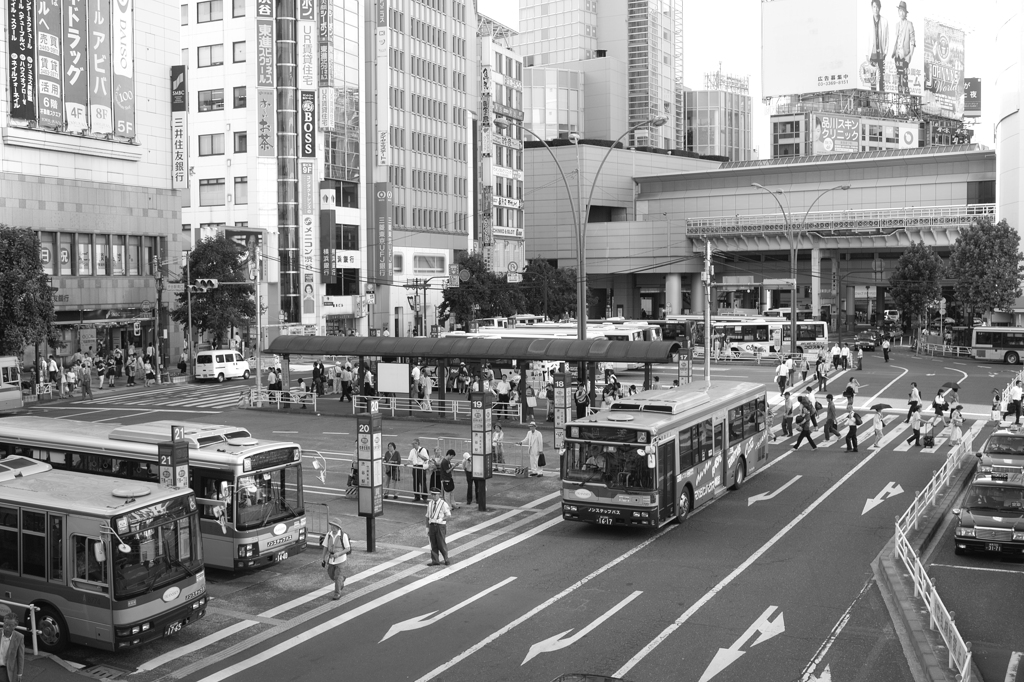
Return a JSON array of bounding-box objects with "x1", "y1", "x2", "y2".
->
[{"x1": 476, "y1": 0, "x2": 1000, "y2": 157}]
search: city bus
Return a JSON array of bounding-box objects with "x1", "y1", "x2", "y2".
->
[
  {"x1": 0, "y1": 418, "x2": 306, "y2": 571},
  {"x1": 697, "y1": 319, "x2": 829, "y2": 358},
  {"x1": 0, "y1": 356, "x2": 24, "y2": 412},
  {"x1": 0, "y1": 454, "x2": 207, "y2": 653},
  {"x1": 561, "y1": 381, "x2": 769, "y2": 527},
  {"x1": 762, "y1": 307, "x2": 815, "y2": 321},
  {"x1": 971, "y1": 326, "x2": 1024, "y2": 364}
]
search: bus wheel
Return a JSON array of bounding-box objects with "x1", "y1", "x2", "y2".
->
[
  {"x1": 796, "y1": 346, "x2": 804, "y2": 354},
  {"x1": 1007, "y1": 352, "x2": 1020, "y2": 365},
  {"x1": 676, "y1": 487, "x2": 693, "y2": 524},
  {"x1": 32, "y1": 604, "x2": 68, "y2": 653},
  {"x1": 730, "y1": 458, "x2": 747, "y2": 490}
]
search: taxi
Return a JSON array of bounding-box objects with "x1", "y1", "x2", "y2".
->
[
  {"x1": 974, "y1": 428, "x2": 1024, "y2": 476},
  {"x1": 952, "y1": 472, "x2": 1024, "y2": 557}
]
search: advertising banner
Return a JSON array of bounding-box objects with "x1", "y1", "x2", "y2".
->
[
  {"x1": 88, "y1": 0, "x2": 113, "y2": 134},
  {"x1": 300, "y1": 90, "x2": 316, "y2": 156},
  {"x1": 964, "y1": 77, "x2": 981, "y2": 117},
  {"x1": 62, "y1": 0, "x2": 88, "y2": 131},
  {"x1": 298, "y1": 0, "x2": 314, "y2": 21},
  {"x1": 9, "y1": 0, "x2": 37, "y2": 121},
  {"x1": 111, "y1": 0, "x2": 135, "y2": 138},
  {"x1": 318, "y1": 86, "x2": 335, "y2": 129},
  {"x1": 298, "y1": 19, "x2": 316, "y2": 90},
  {"x1": 223, "y1": 228, "x2": 266, "y2": 281},
  {"x1": 922, "y1": 19, "x2": 965, "y2": 120},
  {"x1": 319, "y1": 185, "x2": 336, "y2": 284},
  {"x1": 300, "y1": 161, "x2": 318, "y2": 325},
  {"x1": 372, "y1": 182, "x2": 394, "y2": 284},
  {"x1": 170, "y1": 64, "x2": 187, "y2": 188},
  {"x1": 36, "y1": 0, "x2": 64, "y2": 129},
  {"x1": 256, "y1": 0, "x2": 274, "y2": 87},
  {"x1": 375, "y1": 0, "x2": 389, "y2": 166},
  {"x1": 257, "y1": 89, "x2": 275, "y2": 156},
  {"x1": 317, "y1": 0, "x2": 333, "y2": 86},
  {"x1": 812, "y1": 114, "x2": 859, "y2": 155}
]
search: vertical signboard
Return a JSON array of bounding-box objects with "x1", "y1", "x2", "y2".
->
[
  {"x1": 553, "y1": 372, "x2": 573, "y2": 450},
  {"x1": 257, "y1": 89, "x2": 275, "y2": 156},
  {"x1": 256, "y1": 0, "x2": 274, "y2": 87},
  {"x1": 158, "y1": 425, "x2": 189, "y2": 490},
  {"x1": 318, "y1": 86, "x2": 335, "y2": 129},
  {"x1": 470, "y1": 392, "x2": 493, "y2": 480},
  {"x1": 300, "y1": 160, "x2": 318, "y2": 325},
  {"x1": 481, "y1": 186, "x2": 494, "y2": 246},
  {"x1": 35, "y1": 0, "x2": 64, "y2": 129},
  {"x1": 111, "y1": 0, "x2": 135, "y2": 138},
  {"x1": 319, "y1": 184, "x2": 337, "y2": 284},
  {"x1": 317, "y1": 0, "x2": 333, "y2": 86},
  {"x1": 298, "y1": 3, "x2": 316, "y2": 90},
  {"x1": 375, "y1": 0, "x2": 390, "y2": 166},
  {"x1": 480, "y1": 65, "x2": 492, "y2": 157},
  {"x1": 299, "y1": 90, "x2": 316, "y2": 156},
  {"x1": 170, "y1": 65, "x2": 188, "y2": 189},
  {"x1": 372, "y1": 182, "x2": 394, "y2": 284},
  {"x1": 88, "y1": 0, "x2": 113, "y2": 134},
  {"x1": 8, "y1": 0, "x2": 37, "y2": 121},
  {"x1": 62, "y1": 0, "x2": 89, "y2": 131},
  {"x1": 356, "y1": 403, "x2": 384, "y2": 517},
  {"x1": 922, "y1": 19, "x2": 965, "y2": 120},
  {"x1": 963, "y1": 77, "x2": 981, "y2": 117}
]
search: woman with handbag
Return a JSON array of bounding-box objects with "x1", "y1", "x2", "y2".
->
[
  {"x1": 383, "y1": 442, "x2": 401, "y2": 499},
  {"x1": 440, "y1": 449, "x2": 458, "y2": 508},
  {"x1": 949, "y1": 406, "x2": 965, "y2": 446},
  {"x1": 492, "y1": 422, "x2": 504, "y2": 463}
]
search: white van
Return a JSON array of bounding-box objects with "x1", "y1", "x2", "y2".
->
[
  {"x1": 884, "y1": 310, "x2": 901, "y2": 322},
  {"x1": 194, "y1": 350, "x2": 251, "y2": 382}
]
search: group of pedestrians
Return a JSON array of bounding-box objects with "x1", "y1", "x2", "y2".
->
[{"x1": 41, "y1": 346, "x2": 158, "y2": 400}]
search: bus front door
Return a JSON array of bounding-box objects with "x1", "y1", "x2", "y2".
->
[{"x1": 658, "y1": 441, "x2": 675, "y2": 522}]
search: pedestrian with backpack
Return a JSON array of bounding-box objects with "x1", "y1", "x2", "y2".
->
[
  {"x1": 321, "y1": 518, "x2": 351, "y2": 600},
  {"x1": 845, "y1": 411, "x2": 863, "y2": 452}
]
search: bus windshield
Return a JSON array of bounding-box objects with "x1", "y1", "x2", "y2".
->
[
  {"x1": 563, "y1": 442, "x2": 656, "y2": 491},
  {"x1": 234, "y1": 464, "x2": 303, "y2": 530},
  {"x1": 114, "y1": 515, "x2": 203, "y2": 600}
]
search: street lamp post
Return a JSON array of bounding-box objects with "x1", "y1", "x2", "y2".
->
[{"x1": 751, "y1": 183, "x2": 850, "y2": 354}]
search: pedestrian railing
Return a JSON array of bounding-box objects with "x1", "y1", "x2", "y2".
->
[
  {"x1": 304, "y1": 501, "x2": 330, "y2": 541},
  {"x1": 892, "y1": 423, "x2": 979, "y2": 682},
  {"x1": 916, "y1": 341, "x2": 972, "y2": 358},
  {"x1": 241, "y1": 387, "x2": 317, "y2": 410},
  {"x1": 0, "y1": 599, "x2": 39, "y2": 654}
]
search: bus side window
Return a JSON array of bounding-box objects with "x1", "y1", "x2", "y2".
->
[
  {"x1": 49, "y1": 515, "x2": 63, "y2": 583},
  {"x1": 21, "y1": 510, "x2": 46, "y2": 578},
  {"x1": 756, "y1": 397, "x2": 766, "y2": 432},
  {"x1": 678, "y1": 429, "x2": 694, "y2": 470},
  {"x1": 0, "y1": 506, "x2": 18, "y2": 573},
  {"x1": 728, "y1": 407, "x2": 743, "y2": 442},
  {"x1": 699, "y1": 420, "x2": 714, "y2": 462},
  {"x1": 72, "y1": 535, "x2": 106, "y2": 588}
]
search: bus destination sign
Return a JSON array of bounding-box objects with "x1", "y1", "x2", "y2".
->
[
  {"x1": 567, "y1": 426, "x2": 649, "y2": 444},
  {"x1": 244, "y1": 448, "x2": 299, "y2": 471}
]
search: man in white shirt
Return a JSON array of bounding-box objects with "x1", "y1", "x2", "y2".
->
[
  {"x1": 775, "y1": 360, "x2": 788, "y2": 395},
  {"x1": 882, "y1": 337, "x2": 891, "y2": 363},
  {"x1": 1011, "y1": 381, "x2": 1023, "y2": 425},
  {"x1": 320, "y1": 518, "x2": 351, "y2": 600},
  {"x1": 840, "y1": 343, "x2": 851, "y2": 370},
  {"x1": 409, "y1": 438, "x2": 431, "y2": 501},
  {"x1": 339, "y1": 364, "x2": 353, "y2": 402},
  {"x1": 830, "y1": 344, "x2": 842, "y2": 371},
  {"x1": 906, "y1": 381, "x2": 922, "y2": 423},
  {"x1": 495, "y1": 376, "x2": 511, "y2": 419},
  {"x1": 425, "y1": 488, "x2": 452, "y2": 566},
  {"x1": 520, "y1": 421, "x2": 545, "y2": 476}
]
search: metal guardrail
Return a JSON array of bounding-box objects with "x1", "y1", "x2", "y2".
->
[
  {"x1": 0, "y1": 599, "x2": 39, "y2": 654},
  {"x1": 240, "y1": 388, "x2": 318, "y2": 410},
  {"x1": 686, "y1": 204, "x2": 995, "y2": 237},
  {"x1": 915, "y1": 341, "x2": 973, "y2": 358}
]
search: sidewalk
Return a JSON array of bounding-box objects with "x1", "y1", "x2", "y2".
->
[{"x1": 22, "y1": 654, "x2": 87, "y2": 682}]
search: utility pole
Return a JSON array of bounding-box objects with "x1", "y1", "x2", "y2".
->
[
  {"x1": 703, "y1": 240, "x2": 713, "y2": 390},
  {"x1": 154, "y1": 256, "x2": 163, "y2": 381},
  {"x1": 186, "y1": 252, "x2": 194, "y2": 379},
  {"x1": 255, "y1": 245, "x2": 263, "y2": 401}
]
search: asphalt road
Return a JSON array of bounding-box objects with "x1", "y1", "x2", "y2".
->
[{"x1": 18, "y1": 347, "x2": 1019, "y2": 682}]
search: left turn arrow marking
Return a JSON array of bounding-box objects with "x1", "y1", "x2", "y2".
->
[
  {"x1": 380, "y1": 576, "x2": 517, "y2": 642},
  {"x1": 522, "y1": 591, "x2": 643, "y2": 665}
]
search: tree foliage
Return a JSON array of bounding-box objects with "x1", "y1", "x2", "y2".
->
[
  {"x1": 888, "y1": 240, "x2": 943, "y2": 330},
  {"x1": 0, "y1": 225, "x2": 61, "y2": 356},
  {"x1": 169, "y1": 235, "x2": 256, "y2": 342},
  {"x1": 438, "y1": 253, "x2": 524, "y2": 328},
  {"x1": 520, "y1": 259, "x2": 578, "y2": 320},
  {"x1": 946, "y1": 217, "x2": 1024, "y2": 325}
]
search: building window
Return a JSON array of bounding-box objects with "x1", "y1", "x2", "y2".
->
[
  {"x1": 234, "y1": 177, "x2": 248, "y2": 205},
  {"x1": 180, "y1": 3, "x2": 188, "y2": 25},
  {"x1": 233, "y1": 86, "x2": 246, "y2": 108},
  {"x1": 234, "y1": 131, "x2": 247, "y2": 153},
  {"x1": 38, "y1": 232, "x2": 55, "y2": 276},
  {"x1": 76, "y1": 234, "x2": 92, "y2": 276},
  {"x1": 127, "y1": 236, "x2": 141, "y2": 276},
  {"x1": 199, "y1": 133, "x2": 225, "y2": 156},
  {"x1": 111, "y1": 236, "x2": 125, "y2": 276},
  {"x1": 414, "y1": 255, "x2": 445, "y2": 274},
  {"x1": 197, "y1": 0, "x2": 222, "y2": 23},
  {"x1": 232, "y1": 0, "x2": 244, "y2": 17},
  {"x1": 198, "y1": 44, "x2": 224, "y2": 67},
  {"x1": 198, "y1": 89, "x2": 224, "y2": 112},
  {"x1": 94, "y1": 235, "x2": 109, "y2": 276},
  {"x1": 199, "y1": 178, "x2": 226, "y2": 206},
  {"x1": 233, "y1": 41, "x2": 246, "y2": 63}
]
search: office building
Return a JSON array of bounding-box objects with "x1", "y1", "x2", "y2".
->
[
  {"x1": 682, "y1": 69, "x2": 754, "y2": 162},
  {"x1": 1, "y1": 0, "x2": 183, "y2": 368}
]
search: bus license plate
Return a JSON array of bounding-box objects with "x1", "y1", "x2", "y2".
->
[
  {"x1": 986, "y1": 543, "x2": 1001, "y2": 552},
  {"x1": 275, "y1": 551, "x2": 288, "y2": 562},
  {"x1": 165, "y1": 621, "x2": 183, "y2": 636},
  {"x1": 597, "y1": 516, "x2": 613, "y2": 525}
]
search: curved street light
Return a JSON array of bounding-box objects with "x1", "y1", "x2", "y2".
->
[{"x1": 751, "y1": 183, "x2": 851, "y2": 353}]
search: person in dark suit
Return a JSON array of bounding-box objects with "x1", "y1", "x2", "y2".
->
[{"x1": 0, "y1": 611, "x2": 25, "y2": 682}]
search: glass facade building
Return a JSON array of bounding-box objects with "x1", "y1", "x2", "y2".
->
[{"x1": 683, "y1": 88, "x2": 753, "y2": 161}]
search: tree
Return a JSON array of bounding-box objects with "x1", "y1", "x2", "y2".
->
[
  {"x1": 0, "y1": 225, "x2": 61, "y2": 356},
  {"x1": 946, "y1": 216, "x2": 1024, "y2": 326},
  {"x1": 169, "y1": 235, "x2": 256, "y2": 344},
  {"x1": 438, "y1": 253, "x2": 524, "y2": 329},
  {"x1": 888, "y1": 240, "x2": 943, "y2": 335},
  {"x1": 520, "y1": 259, "x2": 578, "y2": 320}
]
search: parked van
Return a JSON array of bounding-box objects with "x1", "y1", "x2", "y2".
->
[
  {"x1": 195, "y1": 350, "x2": 251, "y2": 382},
  {"x1": 884, "y1": 310, "x2": 901, "y2": 322}
]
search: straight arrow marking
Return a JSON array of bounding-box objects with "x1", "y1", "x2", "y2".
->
[
  {"x1": 380, "y1": 577, "x2": 517, "y2": 642},
  {"x1": 861, "y1": 482, "x2": 904, "y2": 515},
  {"x1": 698, "y1": 606, "x2": 785, "y2": 682},
  {"x1": 521, "y1": 591, "x2": 643, "y2": 665},
  {"x1": 748, "y1": 475, "x2": 802, "y2": 506}
]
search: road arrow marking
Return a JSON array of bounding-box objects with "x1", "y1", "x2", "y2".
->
[
  {"x1": 862, "y1": 482, "x2": 904, "y2": 515},
  {"x1": 521, "y1": 591, "x2": 643, "y2": 665},
  {"x1": 805, "y1": 664, "x2": 832, "y2": 682},
  {"x1": 698, "y1": 605, "x2": 785, "y2": 682},
  {"x1": 380, "y1": 577, "x2": 517, "y2": 642},
  {"x1": 747, "y1": 475, "x2": 802, "y2": 506}
]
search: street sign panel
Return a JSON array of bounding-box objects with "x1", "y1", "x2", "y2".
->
[
  {"x1": 165, "y1": 282, "x2": 185, "y2": 292},
  {"x1": 507, "y1": 273, "x2": 523, "y2": 283}
]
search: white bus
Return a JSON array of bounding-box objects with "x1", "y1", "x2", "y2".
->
[
  {"x1": 698, "y1": 319, "x2": 829, "y2": 358},
  {"x1": 0, "y1": 455, "x2": 207, "y2": 653},
  {"x1": 0, "y1": 418, "x2": 307, "y2": 571},
  {"x1": 971, "y1": 327, "x2": 1024, "y2": 364},
  {"x1": 762, "y1": 307, "x2": 815, "y2": 321},
  {"x1": 0, "y1": 356, "x2": 23, "y2": 412}
]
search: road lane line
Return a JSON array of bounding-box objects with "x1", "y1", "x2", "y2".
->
[
  {"x1": 612, "y1": 440, "x2": 884, "y2": 677},
  {"x1": 415, "y1": 525, "x2": 676, "y2": 682},
  {"x1": 929, "y1": 563, "x2": 1024, "y2": 576},
  {"x1": 799, "y1": 577, "x2": 873, "y2": 681},
  {"x1": 1005, "y1": 651, "x2": 1021, "y2": 682},
  {"x1": 191, "y1": 516, "x2": 565, "y2": 682}
]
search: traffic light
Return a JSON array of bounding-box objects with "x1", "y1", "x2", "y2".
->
[
  {"x1": 188, "y1": 285, "x2": 206, "y2": 293},
  {"x1": 195, "y1": 278, "x2": 219, "y2": 289}
]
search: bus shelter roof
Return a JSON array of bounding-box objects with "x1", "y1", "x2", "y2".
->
[{"x1": 264, "y1": 335, "x2": 681, "y2": 364}]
